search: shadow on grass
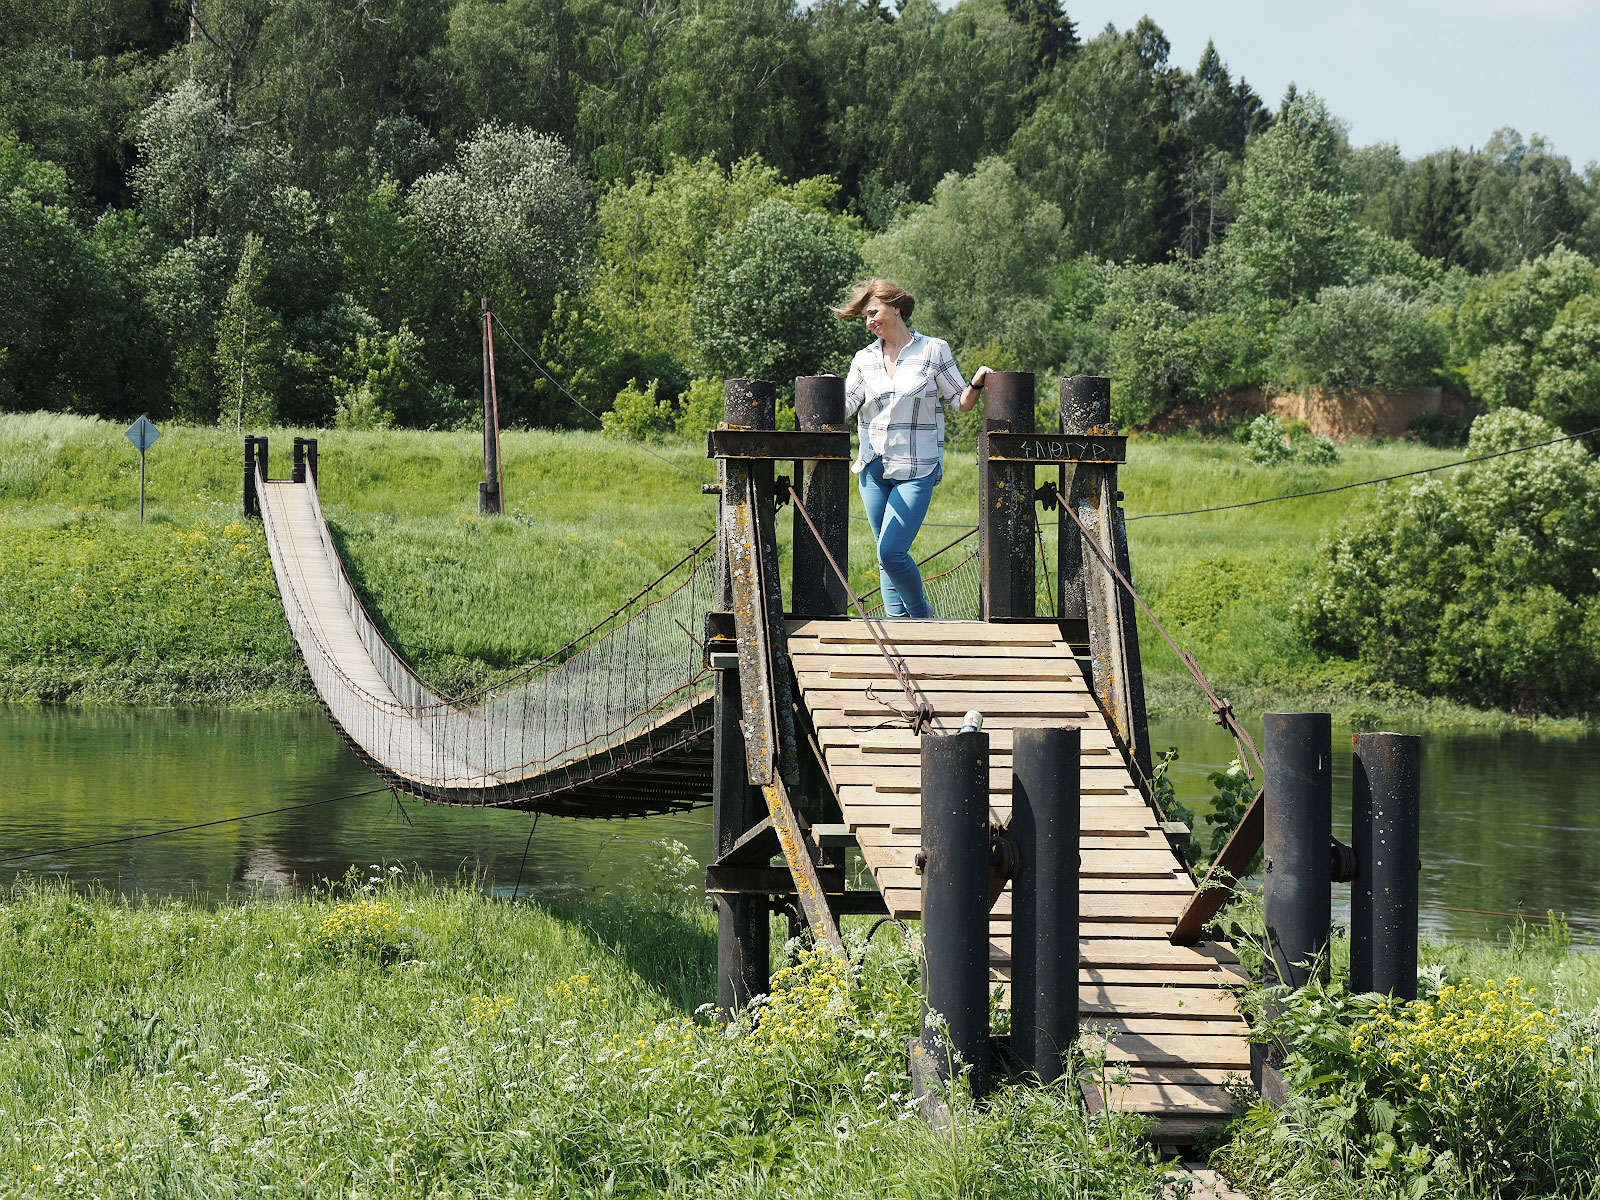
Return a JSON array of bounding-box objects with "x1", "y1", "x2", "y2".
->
[{"x1": 544, "y1": 897, "x2": 718, "y2": 1015}]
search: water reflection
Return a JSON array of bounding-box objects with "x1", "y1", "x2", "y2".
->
[
  {"x1": 3, "y1": 705, "x2": 1597, "y2": 948},
  {"x1": 0, "y1": 706, "x2": 711, "y2": 906},
  {"x1": 1150, "y1": 717, "x2": 1600, "y2": 947}
]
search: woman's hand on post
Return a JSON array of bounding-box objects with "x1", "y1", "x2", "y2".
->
[{"x1": 960, "y1": 366, "x2": 992, "y2": 413}]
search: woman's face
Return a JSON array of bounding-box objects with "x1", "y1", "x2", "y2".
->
[{"x1": 862, "y1": 295, "x2": 907, "y2": 341}]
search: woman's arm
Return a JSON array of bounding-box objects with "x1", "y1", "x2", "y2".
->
[{"x1": 958, "y1": 365, "x2": 992, "y2": 413}]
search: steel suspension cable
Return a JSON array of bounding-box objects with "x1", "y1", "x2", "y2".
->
[
  {"x1": 1128, "y1": 425, "x2": 1600, "y2": 521},
  {"x1": 787, "y1": 487, "x2": 933, "y2": 731},
  {"x1": 1058, "y1": 502, "x2": 1265, "y2": 781}
]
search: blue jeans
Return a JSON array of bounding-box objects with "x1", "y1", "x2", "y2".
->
[{"x1": 857, "y1": 457, "x2": 938, "y2": 618}]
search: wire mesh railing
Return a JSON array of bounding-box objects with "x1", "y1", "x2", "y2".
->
[{"x1": 258, "y1": 467, "x2": 717, "y2": 810}]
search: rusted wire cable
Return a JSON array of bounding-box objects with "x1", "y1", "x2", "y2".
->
[
  {"x1": 1058, "y1": 502, "x2": 1265, "y2": 781},
  {"x1": 788, "y1": 488, "x2": 934, "y2": 732}
]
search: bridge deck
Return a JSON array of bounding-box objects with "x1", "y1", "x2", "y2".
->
[{"x1": 790, "y1": 618, "x2": 1250, "y2": 1139}]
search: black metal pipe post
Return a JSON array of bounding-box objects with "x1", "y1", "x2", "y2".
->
[
  {"x1": 1009, "y1": 726, "x2": 1081, "y2": 1081},
  {"x1": 305, "y1": 437, "x2": 318, "y2": 482},
  {"x1": 292, "y1": 436, "x2": 307, "y2": 484},
  {"x1": 1262, "y1": 712, "x2": 1333, "y2": 991},
  {"x1": 243, "y1": 436, "x2": 259, "y2": 517},
  {"x1": 979, "y1": 372, "x2": 1036, "y2": 620},
  {"x1": 1057, "y1": 376, "x2": 1109, "y2": 624},
  {"x1": 255, "y1": 437, "x2": 269, "y2": 488},
  {"x1": 793, "y1": 376, "x2": 848, "y2": 616},
  {"x1": 1351, "y1": 733, "x2": 1422, "y2": 1000},
  {"x1": 919, "y1": 730, "x2": 991, "y2": 1097}
]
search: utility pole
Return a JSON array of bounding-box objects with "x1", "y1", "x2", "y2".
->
[{"x1": 480, "y1": 298, "x2": 503, "y2": 515}]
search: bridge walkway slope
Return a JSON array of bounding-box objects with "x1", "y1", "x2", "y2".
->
[
  {"x1": 257, "y1": 474, "x2": 714, "y2": 818},
  {"x1": 790, "y1": 618, "x2": 1251, "y2": 1141}
]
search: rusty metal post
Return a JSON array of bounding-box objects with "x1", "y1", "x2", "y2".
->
[
  {"x1": 793, "y1": 376, "x2": 848, "y2": 617},
  {"x1": 1262, "y1": 712, "x2": 1333, "y2": 991},
  {"x1": 479, "y1": 298, "x2": 503, "y2": 516},
  {"x1": 1068, "y1": 379, "x2": 1151, "y2": 786},
  {"x1": 243, "y1": 436, "x2": 259, "y2": 517},
  {"x1": 1009, "y1": 725, "x2": 1080, "y2": 1082},
  {"x1": 917, "y1": 730, "x2": 991, "y2": 1098},
  {"x1": 979, "y1": 372, "x2": 1036, "y2": 620},
  {"x1": 713, "y1": 660, "x2": 770, "y2": 1011},
  {"x1": 1351, "y1": 733, "x2": 1422, "y2": 1000},
  {"x1": 1057, "y1": 376, "x2": 1107, "y2": 624}
]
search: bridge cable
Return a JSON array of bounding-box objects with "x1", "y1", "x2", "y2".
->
[
  {"x1": 0, "y1": 786, "x2": 394, "y2": 866},
  {"x1": 1059, "y1": 502, "x2": 1265, "y2": 782},
  {"x1": 491, "y1": 318, "x2": 714, "y2": 485},
  {"x1": 788, "y1": 487, "x2": 934, "y2": 732},
  {"x1": 1128, "y1": 425, "x2": 1599, "y2": 522}
]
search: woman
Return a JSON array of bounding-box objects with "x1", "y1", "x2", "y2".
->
[{"x1": 834, "y1": 279, "x2": 990, "y2": 619}]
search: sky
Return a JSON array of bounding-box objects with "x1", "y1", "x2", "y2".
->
[{"x1": 1065, "y1": 2, "x2": 1600, "y2": 169}]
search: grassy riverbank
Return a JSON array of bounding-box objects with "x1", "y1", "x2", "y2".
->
[
  {"x1": 0, "y1": 875, "x2": 1169, "y2": 1198},
  {"x1": 4, "y1": 874, "x2": 1600, "y2": 1198},
  {"x1": 0, "y1": 412, "x2": 1587, "y2": 728}
]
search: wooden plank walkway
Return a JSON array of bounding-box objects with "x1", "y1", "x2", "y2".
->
[{"x1": 789, "y1": 618, "x2": 1251, "y2": 1141}]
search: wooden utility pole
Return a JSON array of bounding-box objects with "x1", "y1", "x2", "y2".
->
[{"x1": 480, "y1": 298, "x2": 503, "y2": 515}]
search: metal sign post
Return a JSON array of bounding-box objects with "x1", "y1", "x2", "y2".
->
[{"x1": 124, "y1": 416, "x2": 161, "y2": 522}]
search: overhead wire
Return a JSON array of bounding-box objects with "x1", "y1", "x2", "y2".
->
[
  {"x1": 1128, "y1": 425, "x2": 1599, "y2": 521},
  {"x1": 0, "y1": 786, "x2": 393, "y2": 866}
]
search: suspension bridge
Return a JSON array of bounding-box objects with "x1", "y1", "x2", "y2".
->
[{"x1": 247, "y1": 374, "x2": 1260, "y2": 1145}]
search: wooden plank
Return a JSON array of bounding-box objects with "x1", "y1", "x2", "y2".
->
[
  {"x1": 795, "y1": 659, "x2": 1085, "y2": 682},
  {"x1": 883, "y1": 890, "x2": 1185, "y2": 922},
  {"x1": 1088, "y1": 1083, "x2": 1241, "y2": 1116},
  {"x1": 1101, "y1": 1035, "x2": 1252, "y2": 1069},
  {"x1": 873, "y1": 866, "x2": 1190, "y2": 892},
  {"x1": 786, "y1": 619, "x2": 1062, "y2": 644},
  {"x1": 810, "y1": 710, "x2": 1101, "y2": 729},
  {"x1": 787, "y1": 639, "x2": 1070, "y2": 659},
  {"x1": 867, "y1": 844, "x2": 1180, "y2": 877},
  {"x1": 1081, "y1": 986, "x2": 1241, "y2": 1018}
]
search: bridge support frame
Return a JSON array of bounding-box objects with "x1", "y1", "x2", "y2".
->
[
  {"x1": 978, "y1": 373, "x2": 1037, "y2": 620},
  {"x1": 1262, "y1": 712, "x2": 1333, "y2": 992}
]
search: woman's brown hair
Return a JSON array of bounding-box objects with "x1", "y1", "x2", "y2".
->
[{"x1": 832, "y1": 278, "x2": 915, "y2": 321}]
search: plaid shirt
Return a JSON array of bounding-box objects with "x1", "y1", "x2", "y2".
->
[{"x1": 844, "y1": 332, "x2": 967, "y2": 481}]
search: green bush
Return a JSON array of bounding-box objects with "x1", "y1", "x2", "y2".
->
[
  {"x1": 1407, "y1": 411, "x2": 1471, "y2": 448},
  {"x1": 601, "y1": 377, "x2": 678, "y2": 441},
  {"x1": 1273, "y1": 282, "x2": 1448, "y2": 390},
  {"x1": 675, "y1": 376, "x2": 724, "y2": 440},
  {"x1": 1221, "y1": 974, "x2": 1600, "y2": 1196},
  {"x1": 1293, "y1": 408, "x2": 1600, "y2": 710},
  {"x1": 1244, "y1": 413, "x2": 1293, "y2": 464},
  {"x1": 689, "y1": 199, "x2": 864, "y2": 386}
]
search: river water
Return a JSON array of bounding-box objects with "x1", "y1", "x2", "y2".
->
[{"x1": 2, "y1": 705, "x2": 1597, "y2": 947}]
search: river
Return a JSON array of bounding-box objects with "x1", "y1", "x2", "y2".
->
[{"x1": 3, "y1": 705, "x2": 1597, "y2": 947}]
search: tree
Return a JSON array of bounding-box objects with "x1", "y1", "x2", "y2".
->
[
  {"x1": 865, "y1": 157, "x2": 1064, "y2": 371},
  {"x1": 214, "y1": 233, "x2": 282, "y2": 430},
  {"x1": 1171, "y1": 40, "x2": 1268, "y2": 257},
  {"x1": 431, "y1": 0, "x2": 578, "y2": 148},
  {"x1": 1008, "y1": 25, "x2": 1171, "y2": 262},
  {"x1": 589, "y1": 156, "x2": 840, "y2": 367},
  {"x1": 1273, "y1": 283, "x2": 1447, "y2": 391},
  {"x1": 409, "y1": 123, "x2": 591, "y2": 306},
  {"x1": 1224, "y1": 90, "x2": 1354, "y2": 307},
  {"x1": 1454, "y1": 245, "x2": 1600, "y2": 416},
  {"x1": 1407, "y1": 153, "x2": 1469, "y2": 266},
  {"x1": 1462, "y1": 129, "x2": 1590, "y2": 272},
  {"x1": 689, "y1": 199, "x2": 864, "y2": 385}
]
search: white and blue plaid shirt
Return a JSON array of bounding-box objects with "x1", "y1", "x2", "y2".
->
[{"x1": 844, "y1": 331, "x2": 967, "y2": 481}]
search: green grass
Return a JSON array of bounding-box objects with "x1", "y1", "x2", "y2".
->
[
  {"x1": 0, "y1": 876, "x2": 1172, "y2": 1198},
  {"x1": 0, "y1": 412, "x2": 1586, "y2": 726}
]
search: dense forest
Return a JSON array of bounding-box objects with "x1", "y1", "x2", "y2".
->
[{"x1": 4, "y1": 0, "x2": 1600, "y2": 437}]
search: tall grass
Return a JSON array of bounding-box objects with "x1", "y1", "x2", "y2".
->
[{"x1": 0, "y1": 875, "x2": 1171, "y2": 1198}]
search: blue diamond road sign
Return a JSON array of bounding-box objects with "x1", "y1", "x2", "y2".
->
[{"x1": 125, "y1": 415, "x2": 161, "y2": 453}]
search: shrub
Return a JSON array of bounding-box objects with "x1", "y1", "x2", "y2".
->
[
  {"x1": 1273, "y1": 282, "x2": 1448, "y2": 390},
  {"x1": 1224, "y1": 974, "x2": 1600, "y2": 1196},
  {"x1": 1293, "y1": 408, "x2": 1600, "y2": 710},
  {"x1": 1407, "y1": 411, "x2": 1471, "y2": 447},
  {"x1": 601, "y1": 377, "x2": 677, "y2": 441},
  {"x1": 675, "y1": 376, "x2": 724, "y2": 440},
  {"x1": 1244, "y1": 413, "x2": 1292, "y2": 464},
  {"x1": 314, "y1": 897, "x2": 406, "y2": 963}
]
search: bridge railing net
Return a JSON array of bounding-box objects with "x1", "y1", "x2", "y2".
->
[{"x1": 258, "y1": 468, "x2": 716, "y2": 805}]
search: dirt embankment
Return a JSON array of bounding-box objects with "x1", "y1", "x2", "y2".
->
[{"x1": 1142, "y1": 385, "x2": 1484, "y2": 441}]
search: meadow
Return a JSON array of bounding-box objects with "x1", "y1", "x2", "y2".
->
[{"x1": 0, "y1": 410, "x2": 1568, "y2": 731}]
